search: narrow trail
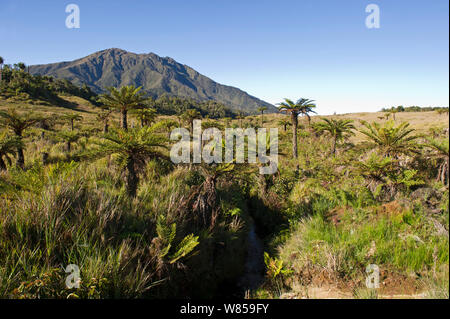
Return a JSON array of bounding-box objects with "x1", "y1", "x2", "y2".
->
[{"x1": 236, "y1": 218, "x2": 265, "y2": 293}]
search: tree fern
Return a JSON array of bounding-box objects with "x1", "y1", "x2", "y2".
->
[
  {"x1": 359, "y1": 120, "x2": 421, "y2": 157},
  {"x1": 99, "y1": 85, "x2": 147, "y2": 130},
  {"x1": 169, "y1": 234, "x2": 199, "y2": 264},
  {"x1": 0, "y1": 133, "x2": 22, "y2": 170},
  {"x1": 312, "y1": 118, "x2": 355, "y2": 155}
]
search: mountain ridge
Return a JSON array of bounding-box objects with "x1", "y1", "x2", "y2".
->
[{"x1": 29, "y1": 48, "x2": 277, "y2": 114}]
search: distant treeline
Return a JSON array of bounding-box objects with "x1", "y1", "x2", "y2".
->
[
  {"x1": 0, "y1": 62, "x2": 238, "y2": 118},
  {"x1": 152, "y1": 94, "x2": 238, "y2": 118},
  {"x1": 381, "y1": 105, "x2": 449, "y2": 113}
]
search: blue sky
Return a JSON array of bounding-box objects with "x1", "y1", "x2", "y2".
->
[{"x1": 0, "y1": 0, "x2": 448, "y2": 114}]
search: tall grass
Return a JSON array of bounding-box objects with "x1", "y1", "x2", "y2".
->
[{"x1": 0, "y1": 158, "x2": 250, "y2": 298}]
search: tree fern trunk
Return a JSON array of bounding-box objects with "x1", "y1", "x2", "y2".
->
[
  {"x1": 126, "y1": 157, "x2": 138, "y2": 197},
  {"x1": 446, "y1": 159, "x2": 450, "y2": 185},
  {"x1": 0, "y1": 157, "x2": 6, "y2": 170},
  {"x1": 122, "y1": 110, "x2": 128, "y2": 130},
  {"x1": 291, "y1": 112, "x2": 298, "y2": 159},
  {"x1": 259, "y1": 173, "x2": 268, "y2": 196},
  {"x1": 41, "y1": 152, "x2": 49, "y2": 166},
  {"x1": 332, "y1": 137, "x2": 337, "y2": 156},
  {"x1": 443, "y1": 159, "x2": 449, "y2": 186},
  {"x1": 17, "y1": 147, "x2": 25, "y2": 169},
  {"x1": 437, "y1": 164, "x2": 443, "y2": 182}
]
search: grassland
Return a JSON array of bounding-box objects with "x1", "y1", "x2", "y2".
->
[
  {"x1": 262, "y1": 112, "x2": 449, "y2": 142},
  {"x1": 0, "y1": 93, "x2": 448, "y2": 299}
]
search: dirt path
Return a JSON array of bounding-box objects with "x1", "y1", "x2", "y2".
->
[{"x1": 237, "y1": 219, "x2": 265, "y2": 292}]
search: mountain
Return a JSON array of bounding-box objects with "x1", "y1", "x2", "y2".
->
[{"x1": 29, "y1": 48, "x2": 277, "y2": 114}]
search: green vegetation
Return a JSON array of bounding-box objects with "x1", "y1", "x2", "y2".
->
[
  {"x1": 0, "y1": 72, "x2": 448, "y2": 299},
  {"x1": 277, "y1": 98, "x2": 316, "y2": 159},
  {"x1": 0, "y1": 62, "x2": 98, "y2": 106},
  {"x1": 360, "y1": 120, "x2": 422, "y2": 157},
  {"x1": 252, "y1": 113, "x2": 448, "y2": 299},
  {"x1": 181, "y1": 108, "x2": 202, "y2": 134},
  {"x1": 0, "y1": 133, "x2": 22, "y2": 171},
  {"x1": 0, "y1": 109, "x2": 47, "y2": 168},
  {"x1": 99, "y1": 86, "x2": 148, "y2": 130},
  {"x1": 87, "y1": 127, "x2": 168, "y2": 197},
  {"x1": 312, "y1": 118, "x2": 355, "y2": 156}
]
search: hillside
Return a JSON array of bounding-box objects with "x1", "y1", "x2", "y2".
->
[{"x1": 29, "y1": 48, "x2": 277, "y2": 114}]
